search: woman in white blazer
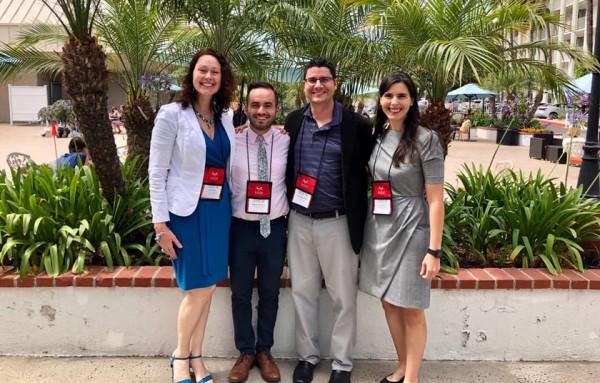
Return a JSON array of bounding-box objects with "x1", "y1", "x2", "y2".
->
[{"x1": 149, "y1": 49, "x2": 236, "y2": 383}]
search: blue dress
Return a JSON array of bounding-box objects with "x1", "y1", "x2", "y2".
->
[{"x1": 169, "y1": 121, "x2": 231, "y2": 290}]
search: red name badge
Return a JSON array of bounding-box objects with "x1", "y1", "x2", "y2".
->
[
  {"x1": 292, "y1": 173, "x2": 318, "y2": 209},
  {"x1": 246, "y1": 181, "x2": 272, "y2": 214},
  {"x1": 372, "y1": 180, "x2": 392, "y2": 215},
  {"x1": 201, "y1": 167, "x2": 226, "y2": 200}
]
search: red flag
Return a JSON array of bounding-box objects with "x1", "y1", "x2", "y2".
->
[{"x1": 51, "y1": 121, "x2": 57, "y2": 137}]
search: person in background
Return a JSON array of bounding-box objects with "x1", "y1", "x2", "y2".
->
[
  {"x1": 233, "y1": 101, "x2": 248, "y2": 127},
  {"x1": 227, "y1": 81, "x2": 289, "y2": 383},
  {"x1": 359, "y1": 71, "x2": 444, "y2": 383},
  {"x1": 56, "y1": 137, "x2": 90, "y2": 168},
  {"x1": 110, "y1": 106, "x2": 123, "y2": 134},
  {"x1": 149, "y1": 48, "x2": 236, "y2": 383}
]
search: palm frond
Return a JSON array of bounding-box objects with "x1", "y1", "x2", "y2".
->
[
  {"x1": 0, "y1": 45, "x2": 62, "y2": 83},
  {"x1": 41, "y1": 0, "x2": 101, "y2": 38}
]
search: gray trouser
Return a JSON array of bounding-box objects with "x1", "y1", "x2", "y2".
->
[{"x1": 287, "y1": 210, "x2": 358, "y2": 371}]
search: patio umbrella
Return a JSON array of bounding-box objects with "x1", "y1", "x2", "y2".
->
[
  {"x1": 0, "y1": 52, "x2": 19, "y2": 64},
  {"x1": 446, "y1": 83, "x2": 499, "y2": 111},
  {"x1": 571, "y1": 73, "x2": 592, "y2": 93}
]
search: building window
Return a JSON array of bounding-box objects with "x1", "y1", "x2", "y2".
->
[
  {"x1": 578, "y1": 9, "x2": 586, "y2": 19},
  {"x1": 577, "y1": 36, "x2": 584, "y2": 47}
]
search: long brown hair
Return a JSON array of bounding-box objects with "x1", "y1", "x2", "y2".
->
[
  {"x1": 175, "y1": 48, "x2": 236, "y2": 119},
  {"x1": 373, "y1": 71, "x2": 423, "y2": 166}
]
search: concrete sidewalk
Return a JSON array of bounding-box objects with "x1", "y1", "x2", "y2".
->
[{"x1": 0, "y1": 357, "x2": 598, "y2": 383}]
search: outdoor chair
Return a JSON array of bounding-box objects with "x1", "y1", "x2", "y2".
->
[
  {"x1": 6, "y1": 152, "x2": 32, "y2": 172},
  {"x1": 454, "y1": 119, "x2": 472, "y2": 141}
]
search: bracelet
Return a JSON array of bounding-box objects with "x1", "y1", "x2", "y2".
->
[{"x1": 154, "y1": 230, "x2": 170, "y2": 243}]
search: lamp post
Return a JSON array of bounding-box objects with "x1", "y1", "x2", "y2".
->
[{"x1": 577, "y1": 2, "x2": 600, "y2": 197}]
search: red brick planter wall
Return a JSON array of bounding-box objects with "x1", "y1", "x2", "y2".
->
[{"x1": 1, "y1": 266, "x2": 599, "y2": 290}]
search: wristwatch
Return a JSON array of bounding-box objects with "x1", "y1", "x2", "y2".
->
[{"x1": 427, "y1": 248, "x2": 443, "y2": 259}]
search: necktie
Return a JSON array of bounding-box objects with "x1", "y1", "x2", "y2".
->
[{"x1": 257, "y1": 135, "x2": 271, "y2": 238}]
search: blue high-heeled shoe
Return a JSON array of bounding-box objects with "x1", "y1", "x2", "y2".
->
[
  {"x1": 189, "y1": 355, "x2": 213, "y2": 383},
  {"x1": 170, "y1": 355, "x2": 193, "y2": 383}
]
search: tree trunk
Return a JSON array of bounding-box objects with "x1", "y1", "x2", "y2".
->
[
  {"x1": 587, "y1": 0, "x2": 594, "y2": 53},
  {"x1": 420, "y1": 101, "x2": 452, "y2": 158},
  {"x1": 122, "y1": 97, "x2": 155, "y2": 179},
  {"x1": 61, "y1": 35, "x2": 125, "y2": 205},
  {"x1": 527, "y1": 88, "x2": 545, "y2": 121}
]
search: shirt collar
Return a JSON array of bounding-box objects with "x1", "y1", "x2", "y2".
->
[
  {"x1": 247, "y1": 127, "x2": 273, "y2": 145},
  {"x1": 303, "y1": 101, "x2": 343, "y2": 127}
]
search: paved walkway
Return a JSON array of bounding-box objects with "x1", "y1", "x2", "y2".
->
[
  {"x1": 0, "y1": 357, "x2": 598, "y2": 383},
  {"x1": 0, "y1": 123, "x2": 127, "y2": 171},
  {"x1": 0, "y1": 123, "x2": 582, "y2": 187}
]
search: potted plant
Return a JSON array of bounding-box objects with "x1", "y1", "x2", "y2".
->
[{"x1": 38, "y1": 99, "x2": 77, "y2": 128}]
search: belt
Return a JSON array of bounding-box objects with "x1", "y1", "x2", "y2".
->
[{"x1": 294, "y1": 208, "x2": 345, "y2": 220}]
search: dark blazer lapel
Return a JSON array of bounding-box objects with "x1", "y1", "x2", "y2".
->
[{"x1": 340, "y1": 109, "x2": 357, "y2": 191}]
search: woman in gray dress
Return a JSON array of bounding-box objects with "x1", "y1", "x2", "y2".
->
[{"x1": 359, "y1": 71, "x2": 444, "y2": 383}]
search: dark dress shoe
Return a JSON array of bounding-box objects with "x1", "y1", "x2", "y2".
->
[
  {"x1": 228, "y1": 353, "x2": 256, "y2": 383},
  {"x1": 329, "y1": 370, "x2": 351, "y2": 383},
  {"x1": 255, "y1": 351, "x2": 280, "y2": 382},
  {"x1": 380, "y1": 375, "x2": 405, "y2": 383},
  {"x1": 293, "y1": 361, "x2": 317, "y2": 383}
]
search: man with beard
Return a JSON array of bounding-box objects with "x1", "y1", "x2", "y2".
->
[{"x1": 227, "y1": 81, "x2": 289, "y2": 383}]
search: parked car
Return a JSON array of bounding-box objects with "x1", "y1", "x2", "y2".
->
[{"x1": 533, "y1": 103, "x2": 565, "y2": 120}]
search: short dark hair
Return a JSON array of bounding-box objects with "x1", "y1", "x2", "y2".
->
[
  {"x1": 68, "y1": 137, "x2": 87, "y2": 153},
  {"x1": 304, "y1": 57, "x2": 336, "y2": 79},
  {"x1": 174, "y1": 48, "x2": 236, "y2": 119},
  {"x1": 246, "y1": 81, "x2": 279, "y2": 105}
]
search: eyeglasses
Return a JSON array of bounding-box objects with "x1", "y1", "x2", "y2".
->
[{"x1": 304, "y1": 77, "x2": 334, "y2": 85}]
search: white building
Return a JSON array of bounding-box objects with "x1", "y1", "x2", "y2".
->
[{"x1": 545, "y1": 0, "x2": 597, "y2": 76}]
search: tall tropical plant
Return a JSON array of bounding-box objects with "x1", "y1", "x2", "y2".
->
[
  {"x1": 264, "y1": 0, "x2": 384, "y2": 103},
  {"x1": 345, "y1": 0, "x2": 597, "y2": 155},
  {"x1": 169, "y1": 0, "x2": 273, "y2": 93},
  {"x1": 0, "y1": 0, "x2": 192, "y2": 173},
  {"x1": 95, "y1": 0, "x2": 192, "y2": 174},
  {"x1": 43, "y1": 0, "x2": 125, "y2": 204}
]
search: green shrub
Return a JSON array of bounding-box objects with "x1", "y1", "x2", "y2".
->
[
  {"x1": 445, "y1": 164, "x2": 600, "y2": 274},
  {"x1": 0, "y1": 157, "x2": 158, "y2": 279},
  {"x1": 470, "y1": 111, "x2": 494, "y2": 127}
]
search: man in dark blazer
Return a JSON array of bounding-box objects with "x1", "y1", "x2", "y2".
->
[{"x1": 284, "y1": 58, "x2": 373, "y2": 383}]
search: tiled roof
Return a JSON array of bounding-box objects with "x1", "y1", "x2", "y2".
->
[{"x1": 0, "y1": 0, "x2": 62, "y2": 25}]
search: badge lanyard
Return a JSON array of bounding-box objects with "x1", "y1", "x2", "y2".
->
[
  {"x1": 371, "y1": 129, "x2": 394, "y2": 215},
  {"x1": 200, "y1": 117, "x2": 227, "y2": 201},
  {"x1": 292, "y1": 117, "x2": 330, "y2": 209},
  {"x1": 245, "y1": 130, "x2": 274, "y2": 214}
]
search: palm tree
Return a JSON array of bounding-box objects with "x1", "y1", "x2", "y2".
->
[
  {"x1": 0, "y1": 0, "x2": 192, "y2": 175},
  {"x1": 169, "y1": 0, "x2": 274, "y2": 100},
  {"x1": 43, "y1": 0, "x2": 125, "y2": 204},
  {"x1": 255, "y1": 0, "x2": 385, "y2": 109},
  {"x1": 96, "y1": 0, "x2": 192, "y2": 175},
  {"x1": 344, "y1": 0, "x2": 597, "y2": 155}
]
